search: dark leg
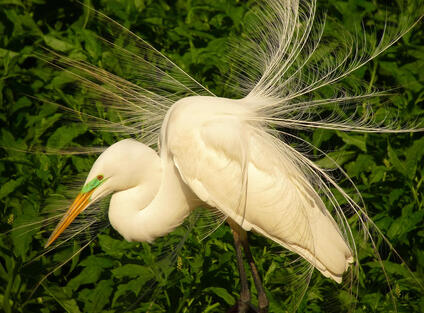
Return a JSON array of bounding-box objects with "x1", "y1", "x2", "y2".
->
[
  {"x1": 241, "y1": 232, "x2": 269, "y2": 313},
  {"x1": 229, "y1": 221, "x2": 251, "y2": 313}
]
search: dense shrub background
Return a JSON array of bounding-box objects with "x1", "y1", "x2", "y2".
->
[{"x1": 0, "y1": 0, "x2": 423, "y2": 312}]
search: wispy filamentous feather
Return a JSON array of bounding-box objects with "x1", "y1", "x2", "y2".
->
[
  {"x1": 233, "y1": 0, "x2": 422, "y2": 130},
  {"x1": 226, "y1": 0, "x2": 422, "y2": 310},
  {"x1": 34, "y1": 0, "x2": 423, "y2": 311},
  {"x1": 39, "y1": 5, "x2": 215, "y2": 148}
]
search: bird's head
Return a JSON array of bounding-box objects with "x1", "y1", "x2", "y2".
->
[{"x1": 44, "y1": 139, "x2": 161, "y2": 248}]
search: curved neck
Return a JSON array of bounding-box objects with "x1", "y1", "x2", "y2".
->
[{"x1": 108, "y1": 157, "x2": 196, "y2": 243}]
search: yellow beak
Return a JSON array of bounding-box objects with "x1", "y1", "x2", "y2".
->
[{"x1": 45, "y1": 189, "x2": 95, "y2": 248}]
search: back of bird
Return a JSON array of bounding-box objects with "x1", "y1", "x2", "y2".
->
[{"x1": 164, "y1": 95, "x2": 353, "y2": 283}]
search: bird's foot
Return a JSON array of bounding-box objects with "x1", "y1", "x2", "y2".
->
[{"x1": 226, "y1": 300, "x2": 258, "y2": 313}]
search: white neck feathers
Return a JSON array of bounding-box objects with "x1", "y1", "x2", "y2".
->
[{"x1": 108, "y1": 158, "x2": 195, "y2": 243}]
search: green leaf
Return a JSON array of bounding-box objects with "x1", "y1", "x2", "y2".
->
[
  {"x1": 79, "y1": 256, "x2": 115, "y2": 269},
  {"x1": 404, "y1": 136, "x2": 424, "y2": 179},
  {"x1": 0, "y1": 129, "x2": 17, "y2": 148},
  {"x1": 387, "y1": 204, "x2": 424, "y2": 242},
  {"x1": 10, "y1": 201, "x2": 42, "y2": 260},
  {"x1": 43, "y1": 35, "x2": 74, "y2": 52},
  {"x1": 67, "y1": 266, "x2": 103, "y2": 291},
  {"x1": 337, "y1": 132, "x2": 367, "y2": 152},
  {"x1": 47, "y1": 125, "x2": 87, "y2": 149},
  {"x1": 0, "y1": 177, "x2": 24, "y2": 199},
  {"x1": 315, "y1": 150, "x2": 357, "y2": 169},
  {"x1": 345, "y1": 154, "x2": 375, "y2": 178},
  {"x1": 369, "y1": 165, "x2": 386, "y2": 184},
  {"x1": 111, "y1": 264, "x2": 153, "y2": 279},
  {"x1": 79, "y1": 280, "x2": 113, "y2": 313},
  {"x1": 111, "y1": 276, "x2": 151, "y2": 307},
  {"x1": 29, "y1": 113, "x2": 62, "y2": 141},
  {"x1": 388, "y1": 189, "x2": 404, "y2": 205},
  {"x1": 11, "y1": 96, "x2": 32, "y2": 114},
  {"x1": 49, "y1": 71, "x2": 78, "y2": 89},
  {"x1": 62, "y1": 299, "x2": 82, "y2": 313},
  {"x1": 42, "y1": 285, "x2": 82, "y2": 313},
  {"x1": 205, "y1": 287, "x2": 235, "y2": 305},
  {"x1": 98, "y1": 234, "x2": 137, "y2": 257},
  {"x1": 0, "y1": 0, "x2": 24, "y2": 7},
  {"x1": 387, "y1": 144, "x2": 408, "y2": 177}
]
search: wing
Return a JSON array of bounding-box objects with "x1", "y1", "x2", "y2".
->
[{"x1": 165, "y1": 100, "x2": 353, "y2": 283}]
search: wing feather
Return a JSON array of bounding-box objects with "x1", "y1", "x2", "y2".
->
[{"x1": 166, "y1": 99, "x2": 353, "y2": 283}]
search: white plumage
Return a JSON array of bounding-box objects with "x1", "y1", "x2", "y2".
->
[
  {"x1": 49, "y1": 94, "x2": 353, "y2": 282},
  {"x1": 166, "y1": 96, "x2": 353, "y2": 282}
]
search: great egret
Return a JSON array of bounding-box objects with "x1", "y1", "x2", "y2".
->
[
  {"x1": 7, "y1": 0, "x2": 422, "y2": 312},
  {"x1": 45, "y1": 97, "x2": 354, "y2": 312}
]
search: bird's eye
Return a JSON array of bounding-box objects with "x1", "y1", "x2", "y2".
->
[{"x1": 97, "y1": 175, "x2": 104, "y2": 181}]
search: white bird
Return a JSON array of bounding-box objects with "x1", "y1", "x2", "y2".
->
[
  {"x1": 42, "y1": 0, "x2": 423, "y2": 312},
  {"x1": 45, "y1": 97, "x2": 353, "y2": 312}
]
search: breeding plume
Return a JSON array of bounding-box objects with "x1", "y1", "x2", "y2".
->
[{"x1": 41, "y1": 0, "x2": 423, "y2": 312}]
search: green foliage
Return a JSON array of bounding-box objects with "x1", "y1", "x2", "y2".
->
[{"x1": 0, "y1": 0, "x2": 423, "y2": 312}]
